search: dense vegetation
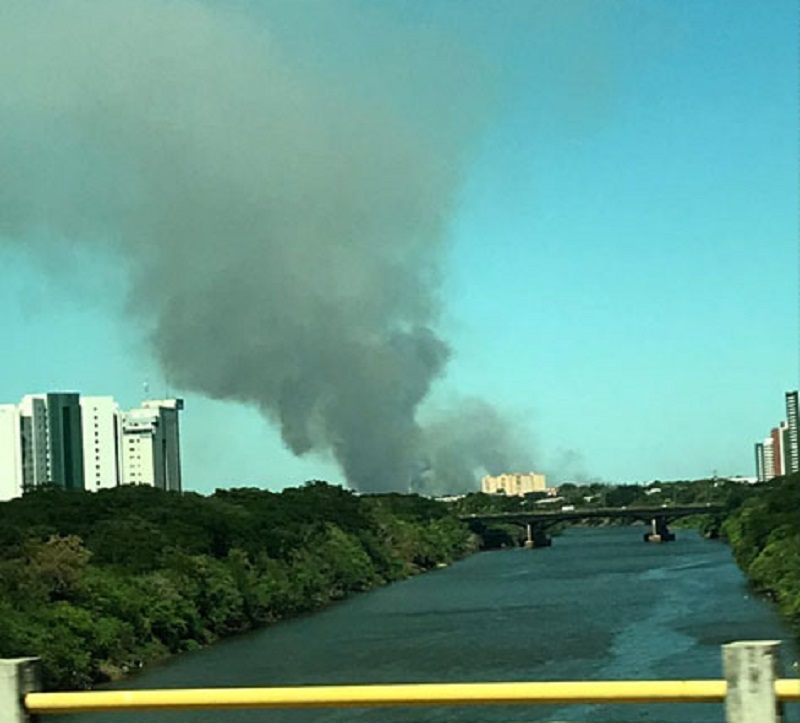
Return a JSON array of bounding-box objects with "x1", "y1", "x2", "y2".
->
[
  {"x1": 720, "y1": 473, "x2": 800, "y2": 639},
  {"x1": 0, "y1": 482, "x2": 475, "y2": 690}
]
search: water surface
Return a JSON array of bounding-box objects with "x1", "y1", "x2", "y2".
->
[{"x1": 59, "y1": 526, "x2": 798, "y2": 722}]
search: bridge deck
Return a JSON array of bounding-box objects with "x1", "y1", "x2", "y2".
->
[{"x1": 460, "y1": 504, "x2": 723, "y2": 525}]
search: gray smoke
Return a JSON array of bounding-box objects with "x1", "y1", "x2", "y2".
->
[
  {"x1": 0, "y1": 0, "x2": 528, "y2": 491},
  {"x1": 417, "y1": 398, "x2": 535, "y2": 495}
]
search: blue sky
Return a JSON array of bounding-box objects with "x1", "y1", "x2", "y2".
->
[
  {"x1": 434, "y1": 0, "x2": 799, "y2": 483},
  {"x1": 0, "y1": 0, "x2": 796, "y2": 491}
]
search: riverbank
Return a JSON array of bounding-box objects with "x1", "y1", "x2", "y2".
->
[
  {"x1": 676, "y1": 473, "x2": 800, "y2": 644},
  {"x1": 0, "y1": 483, "x2": 477, "y2": 690},
  {"x1": 718, "y1": 473, "x2": 800, "y2": 641}
]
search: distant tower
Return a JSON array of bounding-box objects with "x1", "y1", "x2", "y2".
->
[
  {"x1": 770, "y1": 425, "x2": 786, "y2": 477},
  {"x1": 762, "y1": 438, "x2": 775, "y2": 481},
  {"x1": 785, "y1": 391, "x2": 799, "y2": 474},
  {"x1": 755, "y1": 442, "x2": 766, "y2": 483}
]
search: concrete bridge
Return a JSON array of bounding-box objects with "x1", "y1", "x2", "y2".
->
[{"x1": 460, "y1": 503, "x2": 724, "y2": 547}]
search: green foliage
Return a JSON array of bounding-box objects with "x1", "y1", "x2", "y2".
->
[
  {"x1": 720, "y1": 474, "x2": 800, "y2": 640},
  {"x1": 0, "y1": 482, "x2": 474, "y2": 690},
  {"x1": 453, "y1": 492, "x2": 529, "y2": 515}
]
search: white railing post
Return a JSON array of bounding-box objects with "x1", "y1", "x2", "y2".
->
[
  {"x1": 0, "y1": 658, "x2": 40, "y2": 723},
  {"x1": 723, "y1": 640, "x2": 783, "y2": 723}
]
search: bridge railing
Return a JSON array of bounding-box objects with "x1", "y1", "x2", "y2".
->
[{"x1": 3, "y1": 641, "x2": 798, "y2": 723}]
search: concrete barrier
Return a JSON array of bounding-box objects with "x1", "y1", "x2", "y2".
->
[
  {"x1": 723, "y1": 640, "x2": 784, "y2": 723},
  {"x1": 0, "y1": 659, "x2": 40, "y2": 723}
]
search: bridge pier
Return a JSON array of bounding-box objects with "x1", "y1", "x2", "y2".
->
[
  {"x1": 523, "y1": 523, "x2": 551, "y2": 549},
  {"x1": 643, "y1": 515, "x2": 675, "y2": 543}
]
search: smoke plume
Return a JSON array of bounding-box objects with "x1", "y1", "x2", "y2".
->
[
  {"x1": 0, "y1": 0, "x2": 529, "y2": 491},
  {"x1": 417, "y1": 398, "x2": 535, "y2": 495}
]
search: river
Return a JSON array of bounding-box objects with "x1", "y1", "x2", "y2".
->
[{"x1": 59, "y1": 526, "x2": 798, "y2": 723}]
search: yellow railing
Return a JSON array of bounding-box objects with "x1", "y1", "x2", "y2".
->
[
  {"x1": 4, "y1": 642, "x2": 797, "y2": 722},
  {"x1": 23, "y1": 678, "x2": 800, "y2": 714}
]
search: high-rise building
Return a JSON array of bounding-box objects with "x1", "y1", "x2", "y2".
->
[
  {"x1": 755, "y1": 441, "x2": 766, "y2": 483},
  {"x1": 770, "y1": 422, "x2": 789, "y2": 478},
  {"x1": 80, "y1": 396, "x2": 122, "y2": 492},
  {"x1": 45, "y1": 393, "x2": 85, "y2": 491},
  {"x1": 17, "y1": 392, "x2": 85, "y2": 491},
  {"x1": 762, "y1": 438, "x2": 775, "y2": 481},
  {"x1": 785, "y1": 391, "x2": 798, "y2": 474},
  {"x1": 0, "y1": 405, "x2": 23, "y2": 501},
  {"x1": 143, "y1": 399, "x2": 183, "y2": 492},
  {"x1": 0, "y1": 392, "x2": 184, "y2": 500},
  {"x1": 121, "y1": 399, "x2": 184, "y2": 491},
  {"x1": 482, "y1": 472, "x2": 546, "y2": 497},
  {"x1": 781, "y1": 421, "x2": 792, "y2": 474},
  {"x1": 19, "y1": 394, "x2": 49, "y2": 489}
]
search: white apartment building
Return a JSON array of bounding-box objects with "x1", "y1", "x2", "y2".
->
[
  {"x1": 0, "y1": 392, "x2": 184, "y2": 500},
  {"x1": 0, "y1": 405, "x2": 23, "y2": 501},
  {"x1": 80, "y1": 396, "x2": 122, "y2": 492},
  {"x1": 762, "y1": 437, "x2": 775, "y2": 481},
  {"x1": 482, "y1": 472, "x2": 547, "y2": 497},
  {"x1": 120, "y1": 399, "x2": 183, "y2": 492}
]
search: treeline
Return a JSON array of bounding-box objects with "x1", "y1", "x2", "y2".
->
[
  {"x1": 453, "y1": 478, "x2": 742, "y2": 516},
  {"x1": 0, "y1": 482, "x2": 476, "y2": 690},
  {"x1": 720, "y1": 472, "x2": 800, "y2": 639}
]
